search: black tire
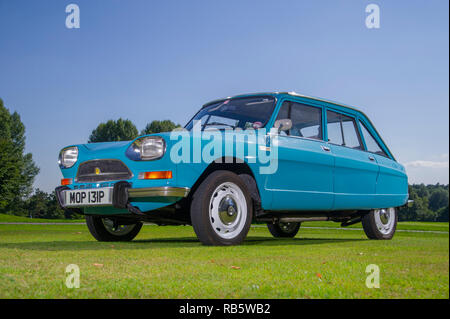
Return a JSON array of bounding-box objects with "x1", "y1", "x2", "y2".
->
[
  {"x1": 190, "y1": 170, "x2": 253, "y2": 246},
  {"x1": 267, "y1": 222, "x2": 301, "y2": 238},
  {"x1": 361, "y1": 208, "x2": 397, "y2": 240},
  {"x1": 85, "y1": 215, "x2": 143, "y2": 242}
]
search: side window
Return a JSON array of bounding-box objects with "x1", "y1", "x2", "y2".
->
[
  {"x1": 341, "y1": 116, "x2": 363, "y2": 149},
  {"x1": 326, "y1": 111, "x2": 363, "y2": 150},
  {"x1": 326, "y1": 111, "x2": 343, "y2": 145},
  {"x1": 275, "y1": 101, "x2": 323, "y2": 140},
  {"x1": 359, "y1": 121, "x2": 388, "y2": 157},
  {"x1": 275, "y1": 102, "x2": 290, "y2": 136}
]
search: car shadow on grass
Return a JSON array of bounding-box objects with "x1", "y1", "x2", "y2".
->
[{"x1": 0, "y1": 236, "x2": 365, "y2": 251}]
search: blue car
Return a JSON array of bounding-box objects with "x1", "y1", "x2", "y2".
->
[{"x1": 55, "y1": 92, "x2": 409, "y2": 245}]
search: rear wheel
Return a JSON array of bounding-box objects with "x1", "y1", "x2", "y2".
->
[
  {"x1": 267, "y1": 222, "x2": 301, "y2": 238},
  {"x1": 190, "y1": 170, "x2": 253, "y2": 246},
  {"x1": 362, "y1": 207, "x2": 397, "y2": 240},
  {"x1": 86, "y1": 216, "x2": 142, "y2": 242}
]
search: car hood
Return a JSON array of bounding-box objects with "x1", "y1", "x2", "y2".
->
[{"x1": 81, "y1": 141, "x2": 131, "y2": 152}]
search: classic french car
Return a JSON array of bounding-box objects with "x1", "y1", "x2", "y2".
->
[{"x1": 55, "y1": 92, "x2": 409, "y2": 245}]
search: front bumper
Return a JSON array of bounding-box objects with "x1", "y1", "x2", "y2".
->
[
  {"x1": 55, "y1": 184, "x2": 190, "y2": 210},
  {"x1": 128, "y1": 186, "x2": 190, "y2": 199}
]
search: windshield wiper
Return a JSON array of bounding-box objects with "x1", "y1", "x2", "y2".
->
[{"x1": 203, "y1": 122, "x2": 236, "y2": 129}]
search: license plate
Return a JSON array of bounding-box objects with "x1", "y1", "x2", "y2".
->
[{"x1": 64, "y1": 187, "x2": 113, "y2": 207}]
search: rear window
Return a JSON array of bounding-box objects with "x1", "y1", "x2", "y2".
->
[{"x1": 359, "y1": 121, "x2": 388, "y2": 157}]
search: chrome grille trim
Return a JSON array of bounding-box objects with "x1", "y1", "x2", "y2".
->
[{"x1": 76, "y1": 159, "x2": 133, "y2": 183}]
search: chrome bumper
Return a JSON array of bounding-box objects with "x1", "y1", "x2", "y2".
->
[
  {"x1": 55, "y1": 185, "x2": 190, "y2": 209},
  {"x1": 128, "y1": 187, "x2": 190, "y2": 199}
]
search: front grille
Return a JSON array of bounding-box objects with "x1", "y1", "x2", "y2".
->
[{"x1": 76, "y1": 159, "x2": 133, "y2": 183}]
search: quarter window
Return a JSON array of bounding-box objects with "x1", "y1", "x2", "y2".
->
[
  {"x1": 359, "y1": 121, "x2": 388, "y2": 157},
  {"x1": 275, "y1": 101, "x2": 323, "y2": 140},
  {"x1": 326, "y1": 111, "x2": 363, "y2": 150}
]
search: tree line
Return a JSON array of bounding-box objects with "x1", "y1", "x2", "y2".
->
[
  {"x1": 88, "y1": 118, "x2": 180, "y2": 143},
  {"x1": 0, "y1": 99, "x2": 448, "y2": 221},
  {"x1": 398, "y1": 184, "x2": 448, "y2": 222}
]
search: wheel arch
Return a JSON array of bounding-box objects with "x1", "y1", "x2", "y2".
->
[{"x1": 187, "y1": 157, "x2": 263, "y2": 208}]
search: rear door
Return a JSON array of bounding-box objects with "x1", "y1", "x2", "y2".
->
[
  {"x1": 326, "y1": 110, "x2": 379, "y2": 209},
  {"x1": 358, "y1": 120, "x2": 408, "y2": 207}
]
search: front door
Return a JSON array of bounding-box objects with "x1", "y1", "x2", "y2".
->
[{"x1": 266, "y1": 100, "x2": 334, "y2": 211}]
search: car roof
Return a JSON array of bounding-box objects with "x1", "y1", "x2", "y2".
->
[{"x1": 204, "y1": 91, "x2": 362, "y2": 114}]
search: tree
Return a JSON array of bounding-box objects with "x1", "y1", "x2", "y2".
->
[
  {"x1": 0, "y1": 98, "x2": 39, "y2": 215},
  {"x1": 415, "y1": 184, "x2": 429, "y2": 198},
  {"x1": 428, "y1": 189, "x2": 449, "y2": 212},
  {"x1": 25, "y1": 189, "x2": 51, "y2": 218},
  {"x1": 436, "y1": 206, "x2": 449, "y2": 222},
  {"x1": 141, "y1": 120, "x2": 181, "y2": 135},
  {"x1": 88, "y1": 118, "x2": 139, "y2": 143},
  {"x1": 0, "y1": 139, "x2": 18, "y2": 212},
  {"x1": 24, "y1": 189, "x2": 68, "y2": 219}
]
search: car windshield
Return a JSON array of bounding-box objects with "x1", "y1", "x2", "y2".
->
[{"x1": 185, "y1": 96, "x2": 276, "y2": 131}]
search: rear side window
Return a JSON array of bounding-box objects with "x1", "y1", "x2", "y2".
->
[
  {"x1": 275, "y1": 101, "x2": 323, "y2": 140},
  {"x1": 326, "y1": 111, "x2": 363, "y2": 150},
  {"x1": 326, "y1": 112, "x2": 343, "y2": 145},
  {"x1": 359, "y1": 121, "x2": 388, "y2": 157}
]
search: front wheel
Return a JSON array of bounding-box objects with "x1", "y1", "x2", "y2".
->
[
  {"x1": 190, "y1": 170, "x2": 253, "y2": 246},
  {"x1": 86, "y1": 216, "x2": 143, "y2": 242},
  {"x1": 361, "y1": 208, "x2": 397, "y2": 240},
  {"x1": 267, "y1": 222, "x2": 301, "y2": 238}
]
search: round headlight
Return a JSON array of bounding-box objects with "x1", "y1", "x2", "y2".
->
[
  {"x1": 58, "y1": 146, "x2": 78, "y2": 168},
  {"x1": 126, "y1": 136, "x2": 166, "y2": 161}
]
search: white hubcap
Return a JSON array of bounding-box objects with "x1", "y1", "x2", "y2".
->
[
  {"x1": 209, "y1": 182, "x2": 247, "y2": 239},
  {"x1": 374, "y1": 208, "x2": 395, "y2": 235}
]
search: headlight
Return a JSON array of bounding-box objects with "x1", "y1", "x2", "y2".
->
[
  {"x1": 126, "y1": 136, "x2": 166, "y2": 161},
  {"x1": 58, "y1": 146, "x2": 78, "y2": 168}
]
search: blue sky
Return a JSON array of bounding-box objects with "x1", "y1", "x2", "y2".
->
[{"x1": 0, "y1": 0, "x2": 448, "y2": 192}]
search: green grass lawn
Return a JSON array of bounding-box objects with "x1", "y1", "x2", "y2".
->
[
  {"x1": 0, "y1": 221, "x2": 448, "y2": 298},
  {"x1": 0, "y1": 213, "x2": 84, "y2": 223}
]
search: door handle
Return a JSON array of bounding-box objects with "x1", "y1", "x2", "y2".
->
[
  {"x1": 321, "y1": 145, "x2": 331, "y2": 152},
  {"x1": 368, "y1": 156, "x2": 375, "y2": 161}
]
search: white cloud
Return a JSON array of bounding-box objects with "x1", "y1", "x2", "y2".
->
[
  {"x1": 403, "y1": 159, "x2": 449, "y2": 184},
  {"x1": 404, "y1": 160, "x2": 449, "y2": 169}
]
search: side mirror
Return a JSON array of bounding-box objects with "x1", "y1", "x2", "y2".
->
[{"x1": 274, "y1": 119, "x2": 292, "y2": 133}]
